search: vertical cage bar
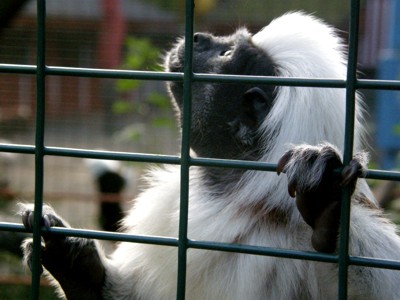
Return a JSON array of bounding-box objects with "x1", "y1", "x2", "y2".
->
[
  {"x1": 30, "y1": 0, "x2": 47, "y2": 299},
  {"x1": 338, "y1": 0, "x2": 361, "y2": 298},
  {"x1": 176, "y1": 0, "x2": 195, "y2": 299}
]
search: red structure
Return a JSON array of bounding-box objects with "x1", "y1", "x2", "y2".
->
[{"x1": 98, "y1": 0, "x2": 126, "y2": 69}]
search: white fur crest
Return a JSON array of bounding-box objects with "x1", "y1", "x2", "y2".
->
[
  {"x1": 252, "y1": 12, "x2": 347, "y2": 79},
  {"x1": 226, "y1": 12, "x2": 367, "y2": 212},
  {"x1": 252, "y1": 12, "x2": 357, "y2": 156}
]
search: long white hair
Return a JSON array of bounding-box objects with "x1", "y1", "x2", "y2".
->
[
  {"x1": 230, "y1": 12, "x2": 367, "y2": 212},
  {"x1": 253, "y1": 12, "x2": 365, "y2": 158}
]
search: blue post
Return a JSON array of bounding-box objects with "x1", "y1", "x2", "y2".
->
[{"x1": 376, "y1": 0, "x2": 400, "y2": 170}]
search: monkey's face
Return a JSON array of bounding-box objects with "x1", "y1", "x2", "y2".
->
[{"x1": 165, "y1": 29, "x2": 276, "y2": 159}]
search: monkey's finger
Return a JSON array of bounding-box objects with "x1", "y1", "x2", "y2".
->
[
  {"x1": 43, "y1": 214, "x2": 52, "y2": 228},
  {"x1": 22, "y1": 210, "x2": 34, "y2": 231},
  {"x1": 277, "y1": 150, "x2": 294, "y2": 175},
  {"x1": 341, "y1": 160, "x2": 362, "y2": 187}
]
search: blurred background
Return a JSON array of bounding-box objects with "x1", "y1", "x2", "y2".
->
[{"x1": 0, "y1": 0, "x2": 399, "y2": 298}]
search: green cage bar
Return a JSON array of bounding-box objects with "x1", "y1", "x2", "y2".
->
[
  {"x1": 175, "y1": 0, "x2": 195, "y2": 298},
  {"x1": 0, "y1": 0, "x2": 399, "y2": 299},
  {"x1": 30, "y1": 0, "x2": 47, "y2": 299},
  {"x1": 337, "y1": 0, "x2": 360, "y2": 297}
]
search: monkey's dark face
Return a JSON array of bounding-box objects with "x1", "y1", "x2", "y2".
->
[{"x1": 166, "y1": 29, "x2": 276, "y2": 159}]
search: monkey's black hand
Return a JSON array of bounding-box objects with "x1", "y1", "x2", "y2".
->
[
  {"x1": 20, "y1": 204, "x2": 105, "y2": 300},
  {"x1": 277, "y1": 144, "x2": 367, "y2": 253}
]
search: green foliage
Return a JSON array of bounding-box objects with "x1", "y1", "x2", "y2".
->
[
  {"x1": 394, "y1": 124, "x2": 400, "y2": 136},
  {"x1": 112, "y1": 92, "x2": 172, "y2": 117},
  {"x1": 147, "y1": 92, "x2": 171, "y2": 111},
  {"x1": 116, "y1": 37, "x2": 162, "y2": 93},
  {"x1": 113, "y1": 37, "x2": 175, "y2": 143},
  {"x1": 112, "y1": 100, "x2": 135, "y2": 114},
  {"x1": 151, "y1": 116, "x2": 174, "y2": 128},
  {"x1": 123, "y1": 37, "x2": 161, "y2": 70}
]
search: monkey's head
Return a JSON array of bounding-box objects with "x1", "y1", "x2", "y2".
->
[
  {"x1": 165, "y1": 28, "x2": 276, "y2": 160},
  {"x1": 165, "y1": 12, "x2": 360, "y2": 162}
]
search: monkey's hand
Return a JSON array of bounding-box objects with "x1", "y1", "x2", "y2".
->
[
  {"x1": 20, "y1": 204, "x2": 105, "y2": 300},
  {"x1": 277, "y1": 144, "x2": 367, "y2": 253}
]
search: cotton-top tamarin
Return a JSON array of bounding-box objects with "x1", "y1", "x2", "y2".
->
[{"x1": 20, "y1": 12, "x2": 400, "y2": 300}]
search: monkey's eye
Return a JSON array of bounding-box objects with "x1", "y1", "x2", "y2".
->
[{"x1": 219, "y1": 48, "x2": 233, "y2": 57}]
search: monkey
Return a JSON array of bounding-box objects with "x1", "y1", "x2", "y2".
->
[{"x1": 19, "y1": 12, "x2": 400, "y2": 300}]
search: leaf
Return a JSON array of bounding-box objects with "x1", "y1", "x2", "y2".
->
[
  {"x1": 151, "y1": 117, "x2": 174, "y2": 128},
  {"x1": 112, "y1": 101, "x2": 135, "y2": 114},
  {"x1": 147, "y1": 92, "x2": 171, "y2": 110},
  {"x1": 394, "y1": 124, "x2": 400, "y2": 136},
  {"x1": 115, "y1": 79, "x2": 141, "y2": 92}
]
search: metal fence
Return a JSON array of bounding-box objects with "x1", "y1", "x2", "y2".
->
[{"x1": 0, "y1": 0, "x2": 400, "y2": 299}]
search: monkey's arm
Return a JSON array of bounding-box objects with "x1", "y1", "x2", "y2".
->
[
  {"x1": 277, "y1": 144, "x2": 368, "y2": 253},
  {"x1": 20, "y1": 204, "x2": 106, "y2": 300},
  {"x1": 278, "y1": 144, "x2": 400, "y2": 297}
]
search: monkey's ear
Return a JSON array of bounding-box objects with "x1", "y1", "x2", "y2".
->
[
  {"x1": 230, "y1": 87, "x2": 271, "y2": 146},
  {"x1": 242, "y1": 87, "x2": 271, "y2": 127}
]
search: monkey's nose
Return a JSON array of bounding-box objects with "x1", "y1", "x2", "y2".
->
[{"x1": 193, "y1": 32, "x2": 211, "y2": 44}]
